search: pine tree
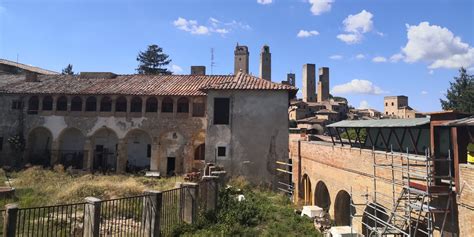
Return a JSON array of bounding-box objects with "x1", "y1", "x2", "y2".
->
[
  {"x1": 440, "y1": 67, "x2": 474, "y2": 113},
  {"x1": 61, "y1": 64, "x2": 74, "y2": 75},
  {"x1": 136, "y1": 45, "x2": 172, "y2": 75}
]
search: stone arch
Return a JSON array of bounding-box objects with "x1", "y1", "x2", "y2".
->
[
  {"x1": 85, "y1": 96, "x2": 97, "y2": 111},
  {"x1": 159, "y1": 131, "x2": 185, "y2": 176},
  {"x1": 145, "y1": 97, "x2": 158, "y2": 112},
  {"x1": 56, "y1": 96, "x2": 68, "y2": 111},
  {"x1": 58, "y1": 127, "x2": 85, "y2": 169},
  {"x1": 162, "y1": 97, "x2": 173, "y2": 113},
  {"x1": 71, "y1": 96, "x2": 82, "y2": 111},
  {"x1": 91, "y1": 128, "x2": 119, "y2": 172},
  {"x1": 314, "y1": 181, "x2": 331, "y2": 211},
  {"x1": 361, "y1": 203, "x2": 389, "y2": 236},
  {"x1": 177, "y1": 97, "x2": 189, "y2": 113},
  {"x1": 334, "y1": 190, "x2": 353, "y2": 226},
  {"x1": 28, "y1": 96, "x2": 39, "y2": 114},
  {"x1": 124, "y1": 129, "x2": 152, "y2": 172},
  {"x1": 130, "y1": 96, "x2": 142, "y2": 113},
  {"x1": 301, "y1": 174, "x2": 312, "y2": 205},
  {"x1": 116, "y1": 96, "x2": 127, "y2": 112},
  {"x1": 42, "y1": 96, "x2": 53, "y2": 111},
  {"x1": 100, "y1": 96, "x2": 112, "y2": 112},
  {"x1": 27, "y1": 126, "x2": 53, "y2": 166}
]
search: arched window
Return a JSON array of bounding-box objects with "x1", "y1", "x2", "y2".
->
[
  {"x1": 71, "y1": 96, "x2": 82, "y2": 111},
  {"x1": 177, "y1": 97, "x2": 189, "y2": 113},
  {"x1": 100, "y1": 96, "x2": 112, "y2": 112},
  {"x1": 146, "y1": 97, "x2": 158, "y2": 112},
  {"x1": 85, "y1": 97, "x2": 97, "y2": 111},
  {"x1": 192, "y1": 97, "x2": 205, "y2": 117},
  {"x1": 194, "y1": 144, "x2": 205, "y2": 160},
  {"x1": 131, "y1": 97, "x2": 142, "y2": 113},
  {"x1": 42, "y1": 96, "x2": 53, "y2": 111},
  {"x1": 116, "y1": 96, "x2": 127, "y2": 112},
  {"x1": 56, "y1": 96, "x2": 68, "y2": 111},
  {"x1": 28, "y1": 96, "x2": 39, "y2": 114},
  {"x1": 161, "y1": 97, "x2": 173, "y2": 113}
]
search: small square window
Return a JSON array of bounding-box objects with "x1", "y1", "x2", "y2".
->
[{"x1": 217, "y1": 146, "x2": 226, "y2": 157}]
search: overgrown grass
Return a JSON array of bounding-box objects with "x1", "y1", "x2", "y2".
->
[
  {"x1": 172, "y1": 177, "x2": 320, "y2": 237},
  {"x1": 0, "y1": 166, "x2": 183, "y2": 208}
]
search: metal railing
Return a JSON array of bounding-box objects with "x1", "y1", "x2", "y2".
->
[
  {"x1": 160, "y1": 187, "x2": 185, "y2": 235},
  {"x1": 58, "y1": 150, "x2": 85, "y2": 169},
  {"x1": 99, "y1": 194, "x2": 148, "y2": 236},
  {"x1": 15, "y1": 202, "x2": 86, "y2": 237}
]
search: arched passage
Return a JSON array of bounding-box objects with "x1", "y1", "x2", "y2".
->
[
  {"x1": 91, "y1": 128, "x2": 118, "y2": 172},
  {"x1": 125, "y1": 129, "x2": 152, "y2": 172},
  {"x1": 314, "y1": 181, "x2": 331, "y2": 211},
  {"x1": 58, "y1": 128, "x2": 85, "y2": 169},
  {"x1": 361, "y1": 203, "x2": 389, "y2": 236},
  {"x1": 27, "y1": 127, "x2": 52, "y2": 166},
  {"x1": 301, "y1": 174, "x2": 312, "y2": 205},
  {"x1": 334, "y1": 190, "x2": 353, "y2": 226},
  {"x1": 159, "y1": 131, "x2": 185, "y2": 176}
]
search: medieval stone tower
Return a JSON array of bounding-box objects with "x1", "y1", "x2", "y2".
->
[
  {"x1": 302, "y1": 64, "x2": 316, "y2": 102},
  {"x1": 234, "y1": 43, "x2": 249, "y2": 75},
  {"x1": 259, "y1": 45, "x2": 271, "y2": 81},
  {"x1": 317, "y1": 67, "x2": 329, "y2": 102},
  {"x1": 287, "y1": 73, "x2": 295, "y2": 86}
]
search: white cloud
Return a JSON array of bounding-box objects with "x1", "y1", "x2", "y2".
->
[
  {"x1": 359, "y1": 100, "x2": 370, "y2": 109},
  {"x1": 171, "y1": 64, "x2": 183, "y2": 73},
  {"x1": 372, "y1": 56, "x2": 387, "y2": 63},
  {"x1": 173, "y1": 17, "x2": 250, "y2": 36},
  {"x1": 337, "y1": 10, "x2": 374, "y2": 44},
  {"x1": 331, "y1": 79, "x2": 386, "y2": 95},
  {"x1": 330, "y1": 55, "x2": 343, "y2": 60},
  {"x1": 390, "y1": 53, "x2": 404, "y2": 63},
  {"x1": 257, "y1": 0, "x2": 272, "y2": 5},
  {"x1": 309, "y1": 0, "x2": 334, "y2": 16},
  {"x1": 421, "y1": 90, "x2": 428, "y2": 95},
  {"x1": 400, "y1": 22, "x2": 474, "y2": 69},
  {"x1": 337, "y1": 33, "x2": 361, "y2": 44},
  {"x1": 355, "y1": 54, "x2": 365, "y2": 59},
  {"x1": 297, "y1": 30, "x2": 319, "y2": 38},
  {"x1": 468, "y1": 67, "x2": 474, "y2": 72}
]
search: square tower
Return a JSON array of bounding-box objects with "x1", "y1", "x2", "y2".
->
[
  {"x1": 384, "y1": 95, "x2": 408, "y2": 116},
  {"x1": 259, "y1": 45, "x2": 271, "y2": 81},
  {"x1": 234, "y1": 44, "x2": 249, "y2": 75},
  {"x1": 287, "y1": 73, "x2": 296, "y2": 86},
  {"x1": 302, "y1": 64, "x2": 316, "y2": 102},
  {"x1": 317, "y1": 67, "x2": 329, "y2": 102}
]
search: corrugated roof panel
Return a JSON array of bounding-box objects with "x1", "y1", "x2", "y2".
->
[{"x1": 327, "y1": 118, "x2": 430, "y2": 128}]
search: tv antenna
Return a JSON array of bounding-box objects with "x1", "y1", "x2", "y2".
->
[{"x1": 210, "y1": 48, "x2": 216, "y2": 75}]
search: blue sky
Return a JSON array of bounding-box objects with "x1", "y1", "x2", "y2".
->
[{"x1": 1, "y1": 0, "x2": 473, "y2": 112}]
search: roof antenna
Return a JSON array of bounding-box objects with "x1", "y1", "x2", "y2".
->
[{"x1": 210, "y1": 48, "x2": 215, "y2": 75}]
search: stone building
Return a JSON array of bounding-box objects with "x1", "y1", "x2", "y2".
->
[
  {"x1": 259, "y1": 45, "x2": 271, "y2": 81},
  {"x1": 0, "y1": 58, "x2": 58, "y2": 76},
  {"x1": 0, "y1": 71, "x2": 295, "y2": 183},
  {"x1": 317, "y1": 67, "x2": 329, "y2": 102},
  {"x1": 302, "y1": 64, "x2": 316, "y2": 103},
  {"x1": 383, "y1": 95, "x2": 423, "y2": 118},
  {"x1": 234, "y1": 44, "x2": 249, "y2": 74}
]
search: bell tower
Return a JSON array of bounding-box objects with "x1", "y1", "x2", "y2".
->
[{"x1": 234, "y1": 43, "x2": 249, "y2": 75}]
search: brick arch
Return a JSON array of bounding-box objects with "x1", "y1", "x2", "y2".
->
[
  {"x1": 334, "y1": 189, "x2": 353, "y2": 226},
  {"x1": 57, "y1": 127, "x2": 86, "y2": 169},
  {"x1": 27, "y1": 126, "x2": 53, "y2": 166},
  {"x1": 361, "y1": 202, "x2": 389, "y2": 236},
  {"x1": 314, "y1": 180, "x2": 331, "y2": 211},
  {"x1": 301, "y1": 173, "x2": 312, "y2": 205}
]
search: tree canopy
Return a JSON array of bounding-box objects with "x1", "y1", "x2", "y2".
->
[
  {"x1": 440, "y1": 67, "x2": 474, "y2": 114},
  {"x1": 61, "y1": 64, "x2": 74, "y2": 75},
  {"x1": 136, "y1": 44, "x2": 172, "y2": 75}
]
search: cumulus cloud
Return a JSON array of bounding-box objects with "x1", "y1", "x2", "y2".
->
[
  {"x1": 330, "y1": 55, "x2": 343, "y2": 60},
  {"x1": 171, "y1": 64, "x2": 183, "y2": 73},
  {"x1": 421, "y1": 90, "x2": 428, "y2": 95},
  {"x1": 331, "y1": 79, "x2": 386, "y2": 95},
  {"x1": 257, "y1": 0, "x2": 272, "y2": 5},
  {"x1": 297, "y1": 30, "x2": 319, "y2": 38},
  {"x1": 359, "y1": 100, "x2": 370, "y2": 109},
  {"x1": 173, "y1": 17, "x2": 250, "y2": 36},
  {"x1": 355, "y1": 54, "x2": 365, "y2": 60},
  {"x1": 401, "y1": 22, "x2": 474, "y2": 69},
  {"x1": 390, "y1": 53, "x2": 404, "y2": 63},
  {"x1": 309, "y1": 0, "x2": 334, "y2": 16},
  {"x1": 372, "y1": 56, "x2": 387, "y2": 63},
  {"x1": 337, "y1": 10, "x2": 374, "y2": 44}
]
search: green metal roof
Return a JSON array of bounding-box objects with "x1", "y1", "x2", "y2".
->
[{"x1": 327, "y1": 117, "x2": 430, "y2": 128}]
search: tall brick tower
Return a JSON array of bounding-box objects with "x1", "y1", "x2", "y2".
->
[
  {"x1": 259, "y1": 45, "x2": 271, "y2": 81},
  {"x1": 302, "y1": 64, "x2": 316, "y2": 102},
  {"x1": 234, "y1": 43, "x2": 249, "y2": 75},
  {"x1": 317, "y1": 67, "x2": 329, "y2": 102}
]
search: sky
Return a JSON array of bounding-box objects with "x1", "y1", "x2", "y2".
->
[{"x1": 1, "y1": 0, "x2": 473, "y2": 112}]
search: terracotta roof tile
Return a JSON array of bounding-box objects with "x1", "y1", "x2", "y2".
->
[{"x1": 0, "y1": 59, "x2": 59, "y2": 75}]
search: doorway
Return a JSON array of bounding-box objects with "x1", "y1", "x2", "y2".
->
[{"x1": 167, "y1": 157, "x2": 176, "y2": 176}]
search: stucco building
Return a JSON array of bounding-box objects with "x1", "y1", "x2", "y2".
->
[{"x1": 0, "y1": 71, "x2": 295, "y2": 183}]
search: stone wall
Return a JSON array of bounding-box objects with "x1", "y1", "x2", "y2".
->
[{"x1": 458, "y1": 164, "x2": 474, "y2": 237}]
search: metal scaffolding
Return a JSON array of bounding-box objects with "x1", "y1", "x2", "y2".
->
[{"x1": 350, "y1": 147, "x2": 455, "y2": 237}]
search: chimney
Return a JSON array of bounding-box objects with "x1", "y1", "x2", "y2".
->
[
  {"x1": 25, "y1": 72, "x2": 38, "y2": 82},
  {"x1": 190, "y1": 66, "x2": 206, "y2": 75}
]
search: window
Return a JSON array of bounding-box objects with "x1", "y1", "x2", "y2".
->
[
  {"x1": 0, "y1": 137, "x2": 3, "y2": 151},
  {"x1": 213, "y1": 98, "x2": 230, "y2": 125},
  {"x1": 100, "y1": 97, "x2": 112, "y2": 112},
  {"x1": 116, "y1": 96, "x2": 127, "y2": 112},
  {"x1": 42, "y1": 96, "x2": 53, "y2": 111},
  {"x1": 131, "y1": 97, "x2": 142, "y2": 113},
  {"x1": 194, "y1": 144, "x2": 205, "y2": 160},
  {"x1": 86, "y1": 97, "x2": 97, "y2": 111},
  {"x1": 56, "y1": 96, "x2": 68, "y2": 111},
  {"x1": 391, "y1": 102, "x2": 394, "y2": 106},
  {"x1": 385, "y1": 103, "x2": 388, "y2": 106},
  {"x1": 147, "y1": 144, "x2": 151, "y2": 158},
  {"x1": 71, "y1": 96, "x2": 82, "y2": 111},
  {"x1": 217, "y1": 146, "x2": 226, "y2": 157},
  {"x1": 193, "y1": 103, "x2": 205, "y2": 117},
  {"x1": 11, "y1": 100, "x2": 23, "y2": 110},
  {"x1": 177, "y1": 97, "x2": 189, "y2": 113},
  {"x1": 28, "y1": 96, "x2": 39, "y2": 114},
  {"x1": 162, "y1": 97, "x2": 173, "y2": 113},
  {"x1": 146, "y1": 97, "x2": 158, "y2": 112}
]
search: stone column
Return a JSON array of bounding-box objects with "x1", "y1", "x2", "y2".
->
[
  {"x1": 141, "y1": 96, "x2": 147, "y2": 117},
  {"x1": 180, "y1": 183, "x2": 199, "y2": 224},
  {"x1": 143, "y1": 190, "x2": 162, "y2": 237},
  {"x1": 83, "y1": 197, "x2": 101, "y2": 237},
  {"x1": 111, "y1": 96, "x2": 116, "y2": 113},
  {"x1": 202, "y1": 176, "x2": 219, "y2": 211},
  {"x1": 84, "y1": 139, "x2": 94, "y2": 171},
  {"x1": 3, "y1": 203, "x2": 18, "y2": 237},
  {"x1": 150, "y1": 137, "x2": 160, "y2": 171},
  {"x1": 50, "y1": 140, "x2": 60, "y2": 166},
  {"x1": 116, "y1": 138, "x2": 127, "y2": 173}
]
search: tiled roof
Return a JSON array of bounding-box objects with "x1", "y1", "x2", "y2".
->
[
  {"x1": 0, "y1": 59, "x2": 59, "y2": 75},
  {"x1": 0, "y1": 72, "x2": 297, "y2": 96}
]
